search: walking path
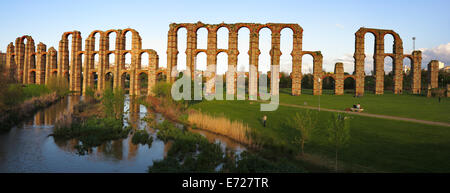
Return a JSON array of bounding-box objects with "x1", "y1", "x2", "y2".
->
[{"x1": 276, "y1": 102, "x2": 450, "y2": 127}]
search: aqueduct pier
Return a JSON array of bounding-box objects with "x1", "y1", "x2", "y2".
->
[{"x1": 1, "y1": 22, "x2": 441, "y2": 97}]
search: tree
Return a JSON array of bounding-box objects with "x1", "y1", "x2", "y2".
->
[
  {"x1": 327, "y1": 113, "x2": 351, "y2": 172},
  {"x1": 289, "y1": 109, "x2": 319, "y2": 156}
]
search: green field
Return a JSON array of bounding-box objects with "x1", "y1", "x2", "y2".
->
[
  {"x1": 279, "y1": 88, "x2": 450, "y2": 123},
  {"x1": 189, "y1": 92, "x2": 450, "y2": 172}
]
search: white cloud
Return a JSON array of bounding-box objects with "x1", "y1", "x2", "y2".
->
[{"x1": 420, "y1": 43, "x2": 450, "y2": 67}]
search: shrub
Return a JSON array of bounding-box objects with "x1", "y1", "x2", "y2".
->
[
  {"x1": 46, "y1": 76, "x2": 70, "y2": 97},
  {"x1": 132, "y1": 130, "x2": 153, "y2": 147}
]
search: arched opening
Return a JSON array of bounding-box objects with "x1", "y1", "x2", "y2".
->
[
  {"x1": 108, "y1": 53, "x2": 115, "y2": 69},
  {"x1": 384, "y1": 56, "x2": 394, "y2": 92},
  {"x1": 384, "y1": 34, "x2": 394, "y2": 54},
  {"x1": 301, "y1": 75, "x2": 313, "y2": 95},
  {"x1": 280, "y1": 28, "x2": 293, "y2": 74},
  {"x1": 322, "y1": 76, "x2": 335, "y2": 95},
  {"x1": 177, "y1": 27, "x2": 187, "y2": 71},
  {"x1": 64, "y1": 71, "x2": 70, "y2": 85},
  {"x1": 139, "y1": 72, "x2": 148, "y2": 95},
  {"x1": 197, "y1": 27, "x2": 208, "y2": 49},
  {"x1": 217, "y1": 52, "x2": 228, "y2": 75},
  {"x1": 140, "y1": 52, "x2": 149, "y2": 69},
  {"x1": 403, "y1": 57, "x2": 412, "y2": 92},
  {"x1": 94, "y1": 53, "x2": 99, "y2": 70},
  {"x1": 344, "y1": 76, "x2": 356, "y2": 94},
  {"x1": 80, "y1": 53, "x2": 85, "y2": 92},
  {"x1": 94, "y1": 32, "x2": 101, "y2": 51},
  {"x1": 258, "y1": 27, "x2": 271, "y2": 74},
  {"x1": 30, "y1": 54, "x2": 36, "y2": 69},
  {"x1": 124, "y1": 53, "x2": 131, "y2": 69},
  {"x1": 237, "y1": 27, "x2": 250, "y2": 73},
  {"x1": 301, "y1": 54, "x2": 314, "y2": 94},
  {"x1": 105, "y1": 72, "x2": 114, "y2": 89},
  {"x1": 67, "y1": 34, "x2": 72, "y2": 71},
  {"x1": 124, "y1": 31, "x2": 132, "y2": 51},
  {"x1": 195, "y1": 52, "x2": 207, "y2": 71},
  {"x1": 108, "y1": 32, "x2": 116, "y2": 51},
  {"x1": 29, "y1": 71, "x2": 36, "y2": 84},
  {"x1": 364, "y1": 32, "x2": 375, "y2": 76},
  {"x1": 121, "y1": 72, "x2": 130, "y2": 94},
  {"x1": 217, "y1": 27, "x2": 229, "y2": 49},
  {"x1": 92, "y1": 71, "x2": 98, "y2": 90}
]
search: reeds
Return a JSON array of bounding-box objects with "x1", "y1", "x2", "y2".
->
[{"x1": 187, "y1": 110, "x2": 253, "y2": 146}]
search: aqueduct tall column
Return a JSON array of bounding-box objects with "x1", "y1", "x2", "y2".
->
[
  {"x1": 248, "y1": 28, "x2": 260, "y2": 100},
  {"x1": 70, "y1": 32, "x2": 82, "y2": 93},
  {"x1": 392, "y1": 36, "x2": 404, "y2": 94},
  {"x1": 148, "y1": 52, "x2": 159, "y2": 96},
  {"x1": 206, "y1": 27, "x2": 217, "y2": 95},
  {"x1": 291, "y1": 29, "x2": 303, "y2": 96},
  {"x1": 354, "y1": 32, "x2": 365, "y2": 96},
  {"x1": 45, "y1": 47, "x2": 57, "y2": 84},
  {"x1": 166, "y1": 25, "x2": 178, "y2": 82},
  {"x1": 313, "y1": 53, "x2": 323, "y2": 95},
  {"x1": 334, "y1": 62, "x2": 344, "y2": 95},
  {"x1": 226, "y1": 29, "x2": 238, "y2": 97},
  {"x1": 411, "y1": 51, "x2": 422, "y2": 94},
  {"x1": 270, "y1": 29, "x2": 281, "y2": 96},
  {"x1": 186, "y1": 26, "x2": 196, "y2": 79},
  {"x1": 36, "y1": 43, "x2": 47, "y2": 85},
  {"x1": 428, "y1": 60, "x2": 439, "y2": 89},
  {"x1": 374, "y1": 35, "x2": 385, "y2": 95},
  {"x1": 6, "y1": 43, "x2": 16, "y2": 81}
]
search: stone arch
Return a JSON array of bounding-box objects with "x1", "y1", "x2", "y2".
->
[
  {"x1": 216, "y1": 26, "x2": 229, "y2": 49},
  {"x1": 217, "y1": 52, "x2": 228, "y2": 75},
  {"x1": 156, "y1": 70, "x2": 166, "y2": 82},
  {"x1": 138, "y1": 72, "x2": 148, "y2": 95},
  {"x1": 259, "y1": 27, "x2": 271, "y2": 73},
  {"x1": 176, "y1": 26, "x2": 188, "y2": 71},
  {"x1": 196, "y1": 27, "x2": 208, "y2": 49},
  {"x1": 105, "y1": 71, "x2": 114, "y2": 89},
  {"x1": 344, "y1": 75, "x2": 356, "y2": 94},
  {"x1": 123, "y1": 52, "x2": 132, "y2": 69},
  {"x1": 29, "y1": 70, "x2": 36, "y2": 84},
  {"x1": 106, "y1": 30, "x2": 118, "y2": 51},
  {"x1": 120, "y1": 71, "x2": 131, "y2": 92},
  {"x1": 280, "y1": 27, "x2": 293, "y2": 73},
  {"x1": 237, "y1": 26, "x2": 250, "y2": 72},
  {"x1": 195, "y1": 51, "x2": 207, "y2": 71},
  {"x1": 321, "y1": 75, "x2": 335, "y2": 94},
  {"x1": 384, "y1": 33, "x2": 395, "y2": 54}
]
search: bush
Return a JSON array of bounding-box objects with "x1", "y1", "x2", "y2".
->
[
  {"x1": 152, "y1": 82, "x2": 172, "y2": 98},
  {"x1": 132, "y1": 130, "x2": 153, "y2": 147}
]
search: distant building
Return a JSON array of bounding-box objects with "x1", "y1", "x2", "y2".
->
[
  {"x1": 438, "y1": 61, "x2": 445, "y2": 69},
  {"x1": 444, "y1": 66, "x2": 450, "y2": 72}
]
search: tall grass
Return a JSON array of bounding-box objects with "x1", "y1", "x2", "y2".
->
[
  {"x1": 46, "y1": 76, "x2": 70, "y2": 97},
  {"x1": 187, "y1": 110, "x2": 253, "y2": 146}
]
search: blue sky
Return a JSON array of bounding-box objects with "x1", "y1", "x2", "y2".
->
[{"x1": 1, "y1": 0, "x2": 449, "y2": 74}]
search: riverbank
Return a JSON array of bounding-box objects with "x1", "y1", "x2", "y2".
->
[{"x1": 0, "y1": 92, "x2": 61, "y2": 132}]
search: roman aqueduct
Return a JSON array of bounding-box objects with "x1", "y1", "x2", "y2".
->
[{"x1": 1, "y1": 22, "x2": 441, "y2": 98}]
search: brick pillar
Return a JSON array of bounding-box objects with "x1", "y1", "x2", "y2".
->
[
  {"x1": 15, "y1": 38, "x2": 25, "y2": 83},
  {"x1": 411, "y1": 51, "x2": 422, "y2": 94},
  {"x1": 334, "y1": 62, "x2": 344, "y2": 95},
  {"x1": 374, "y1": 36, "x2": 384, "y2": 95},
  {"x1": 354, "y1": 33, "x2": 365, "y2": 96},
  {"x1": 6, "y1": 43, "x2": 16, "y2": 81},
  {"x1": 57, "y1": 35, "x2": 69, "y2": 80},
  {"x1": 45, "y1": 47, "x2": 56, "y2": 85},
  {"x1": 186, "y1": 26, "x2": 196, "y2": 79},
  {"x1": 206, "y1": 28, "x2": 217, "y2": 95},
  {"x1": 114, "y1": 31, "x2": 123, "y2": 90},
  {"x1": 97, "y1": 35, "x2": 107, "y2": 91},
  {"x1": 148, "y1": 52, "x2": 158, "y2": 96},
  {"x1": 393, "y1": 54, "x2": 403, "y2": 94},
  {"x1": 36, "y1": 43, "x2": 46, "y2": 85},
  {"x1": 23, "y1": 38, "x2": 35, "y2": 84},
  {"x1": 249, "y1": 30, "x2": 260, "y2": 100},
  {"x1": 313, "y1": 53, "x2": 323, "y2": 95},
  {"x1": 393, "y1": 37, "x2": 404, "y2": 94},
  {"x1": 270, "y1": 30, "x2": 281, "y2": 96},
  {"x1": 82, "y1": 38, "x2": 92, "y2": 95},
  {"x1": 428, "y1": 60, "x2": 439, "y2": 89},
  {"x1": 166, "y1": 26, "x2": 178, "y2": 83},
  {"x1": 291, "y1": 29, "x2": 302, "y2": 96},
  {"x1": 71, "y1": 32, "x2": 82, "y2": 93},
  {"x1": 227, "y1": 30, "x2": 238, "y2": 97}
]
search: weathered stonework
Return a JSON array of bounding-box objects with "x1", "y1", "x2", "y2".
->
[
  {"x1": 428, "y1": 60, "x2": 439, "y2": 89},
  {"x1": 6, "y1": 29, "x2": 160, "y2": 96},
  {"x1": 353, "y1": 28, "x2": 422, "y2": 96}
]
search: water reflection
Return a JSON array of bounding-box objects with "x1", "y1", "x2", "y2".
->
[{"x1": 0, "y1": 95, "x2": 246, "y2": 172}]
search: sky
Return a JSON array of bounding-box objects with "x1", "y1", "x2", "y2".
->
[{"x1": 1, "y1": 0, "x2": 449, "y2": 74}]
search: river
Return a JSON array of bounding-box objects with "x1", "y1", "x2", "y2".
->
[{"x1": 0, "y1": 95, "x2": 245, "y2": 173}]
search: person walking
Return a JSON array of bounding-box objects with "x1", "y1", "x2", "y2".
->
[{"x1": 263, "y1": 115, "x2": 267, "y2": 127}]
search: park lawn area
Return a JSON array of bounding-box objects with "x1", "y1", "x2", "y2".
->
[
  {"x1": 189, "y1": 99, "x2": 450, "y2": 172},
  {"x1": 279, "y1": 88, "x2": 450, "y2": 123}
]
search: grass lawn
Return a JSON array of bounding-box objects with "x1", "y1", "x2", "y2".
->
[
  {"x1": 190, "y1": 99, "x2": 450, "y2": 172},
  {"x1": 279, "y1": 88, "x2": 450, "y2": 123}
]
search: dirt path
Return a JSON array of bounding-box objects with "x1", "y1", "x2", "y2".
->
[{"x1": 276, "y1": 102, "x2": 450, "y2": 127}]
